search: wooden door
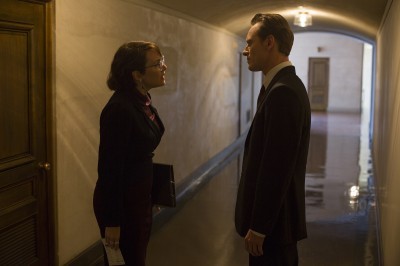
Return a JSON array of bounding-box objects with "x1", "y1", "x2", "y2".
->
[
  {"x1": 308, "y1": 58, "x2": 330, "y2": 111},
  {"x1": 0, "y1": 0, "x2": 53, "y2": 265}
]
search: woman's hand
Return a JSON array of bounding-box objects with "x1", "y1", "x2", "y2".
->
[
  {"x1": 105, "y1": 226, "x2": 120, "y2": 250},
  {"x1": 245, "y1": 230, "x2": 265, "y2": 256}
]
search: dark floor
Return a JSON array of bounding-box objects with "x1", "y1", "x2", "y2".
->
[{"x1": 147, "y1": 112, "x2": 379, "y2": 266}]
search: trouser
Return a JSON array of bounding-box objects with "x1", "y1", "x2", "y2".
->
[{"x1": 94, "y1": 177, "x2": 153, "y2": 266}]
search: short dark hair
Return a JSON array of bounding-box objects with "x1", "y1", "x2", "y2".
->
[
  {"x1": 107, "y1": 41, "x2": 161, "y2": 91},
  {"x1": 251, "y1": 13, "x2": 294, "y2": 56}
]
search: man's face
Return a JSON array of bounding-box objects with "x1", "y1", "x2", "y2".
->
[{"x1": 242, "y1": 23, "x2": 267, "y2": 72}]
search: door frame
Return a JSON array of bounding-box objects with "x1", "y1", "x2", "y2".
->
[
  {"x1": 41, "y1": 0, "x2": 58, "y2": 265},
  {"x1": 43, "y1": 0, "x2": 56, "y2": 264}
]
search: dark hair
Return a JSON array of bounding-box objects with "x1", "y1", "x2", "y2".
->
[
  {"x1": 251, "y1": 13, "x2": 294, "y2": 56},
  {"x1": 107, "y1": 41, "x2": 161, "y2": 91}
]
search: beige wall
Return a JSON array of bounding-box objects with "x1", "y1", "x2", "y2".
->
[
  {"x1": 290, "y1": 32, "x2": 364, "y2": 113},
  {"x1": 55, "y1": 0, "x2": 245, "y2": 263},
  {"x1": 374, "y1": 0, "x2": 400, "y2": 264}
]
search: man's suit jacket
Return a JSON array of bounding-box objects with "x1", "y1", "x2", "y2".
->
[
  {"x1": 235, "y1": 66, "x2": 311, "y2": 244},
  {"x1": 95, "y1": 89, "x2": 165, "y2": 227}
]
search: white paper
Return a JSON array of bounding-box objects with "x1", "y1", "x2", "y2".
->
[{"x1": 101, "y1": 239, "x2": 125, "y2": 265}]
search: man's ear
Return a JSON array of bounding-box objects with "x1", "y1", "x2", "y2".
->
[
  {"x1": 262, "y1": 35, "x2": 275, "y2": 49},
  {"x1": 132, "y1": 71, "x2": 142, "y2": 83}
]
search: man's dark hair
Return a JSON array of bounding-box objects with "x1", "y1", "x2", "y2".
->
[{"x1": 251, "y1": 13, "x2": 294, "y2": 56}]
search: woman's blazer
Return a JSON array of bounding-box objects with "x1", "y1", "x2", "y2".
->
[{"x1": 96, "y1": 89, "x2": 165, "y2": 226}]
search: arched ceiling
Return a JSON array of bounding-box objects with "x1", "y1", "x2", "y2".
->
[{"x1": 147, "y1": 0, "x2": 389, "y2": 43}]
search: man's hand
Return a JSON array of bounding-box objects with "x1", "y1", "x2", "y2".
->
[{"x1": 245, "y1": 230, "x2": 265, "y2": 256}]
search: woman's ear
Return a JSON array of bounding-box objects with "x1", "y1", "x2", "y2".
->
[{"x1": 132, "y1": 71, "x2": 142, "y2": 83}]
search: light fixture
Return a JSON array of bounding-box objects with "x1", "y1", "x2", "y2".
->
[{"x1": 294, "y1": 7, "x2": 312, "y2": 27}]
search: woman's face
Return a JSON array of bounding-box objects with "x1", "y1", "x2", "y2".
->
[{"x1": 141, "y1": 49, "x2": 167, "y2": 91}]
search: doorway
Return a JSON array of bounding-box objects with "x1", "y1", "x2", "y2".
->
[{"x1": 308, "y1": 57, "x2": 330, "y2": 111}]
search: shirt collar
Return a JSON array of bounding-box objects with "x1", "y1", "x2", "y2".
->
[
  {"x1": 262, "y1": 61, "x2": 293, "y2": 89},
  {"x1": 133, "y1": 88, "x2": 152, "y2": 106}
]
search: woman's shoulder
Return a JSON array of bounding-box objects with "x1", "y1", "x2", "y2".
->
[{"x1": 101, "y1": 94, "x2": 138, "y2": 120}]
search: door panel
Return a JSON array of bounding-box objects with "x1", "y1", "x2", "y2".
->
[
  {"x1": 308, "y1": 58, "x2": 329, "y2": 111},
  {"x1": 0, "y1": 0, "x2": 52, "y2": 265},
  {"x1": 0, "y1": 22, "x2": 33, "y2": 170}
]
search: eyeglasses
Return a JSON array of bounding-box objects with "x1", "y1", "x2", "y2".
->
[{"x1": 145, "y1": 55, "x2": 165, "y2": 70}]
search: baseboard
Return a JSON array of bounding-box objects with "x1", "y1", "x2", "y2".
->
[
  {"x1": 370, "y1": 147, "x2": 383, "y2": 266},
  {"x1": 152, "y1": 133, "x2": 245, "y2": 233},
  {"x1": 65, "y1": 240, "x2": 104, "y2": 266}
]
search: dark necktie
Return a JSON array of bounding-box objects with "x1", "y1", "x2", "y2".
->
[{"x1": 256, "y1": 85, "x2": 266, "y2": 109}]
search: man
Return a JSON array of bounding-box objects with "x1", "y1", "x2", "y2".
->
[{"x1": 235, "y1": 13, "x2": 311, "y2": 266}]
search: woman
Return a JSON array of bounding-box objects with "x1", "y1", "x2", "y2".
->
[{"x1": 93, "y1": 41, "x2": 167, "y2": 266}]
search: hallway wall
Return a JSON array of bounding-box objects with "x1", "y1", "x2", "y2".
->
[
  {"x1": 374, "y1": 0, "x2": 400, "y2": 264},
  {"x1": 55, "y1": 0, "x2": 246, "y2": 263},
  {"x1": 290, "y1": 32, "x2": 364, "y2": 113}
]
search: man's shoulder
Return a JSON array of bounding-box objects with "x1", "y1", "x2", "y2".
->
[{"x1": 274, "y1": 68, "x2": 305, "y2": 90}]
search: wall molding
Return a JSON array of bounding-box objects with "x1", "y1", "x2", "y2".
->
[{"x1": 378, "y1": 0, "x2": 394, "y2": 34}]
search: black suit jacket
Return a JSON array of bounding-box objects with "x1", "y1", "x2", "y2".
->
[
  {"x1": 235, "y1": 66, "x2": 311, "y2": 244},
  {"x1": 95, "y1": 89, "x2": 164, "y2": 227}
]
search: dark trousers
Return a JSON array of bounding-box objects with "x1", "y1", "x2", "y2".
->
[
  {"x1": 94, "y1": 177, "x2": 153, "y2": 266},
  {"x1": 249, "y1": 241, "x2": 298, "y2": 266}
]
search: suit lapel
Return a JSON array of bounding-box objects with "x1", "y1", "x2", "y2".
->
[
  {"x1": 129, "y1": 93, "x2": 165, "y2": 140},
  {"x1": 149, "y1": 105, "x2": 165, "y2": 136}
]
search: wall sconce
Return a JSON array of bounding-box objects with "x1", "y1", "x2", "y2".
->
[{"x1": 294, "y1": 9, "x2": 312, "y2": 27}]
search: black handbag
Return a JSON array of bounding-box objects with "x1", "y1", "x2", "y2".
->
[{"x1": 152, "y1": 163, "x2": 176, "y2": 207}]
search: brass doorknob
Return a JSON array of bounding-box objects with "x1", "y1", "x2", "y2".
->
[{"x1": 38, "y1": 162, "x2": 51, "y2": 171}]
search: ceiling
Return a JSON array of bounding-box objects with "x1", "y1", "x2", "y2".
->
[{"x1": 147, "y1": 0, "x2": 389, "y2": 43}]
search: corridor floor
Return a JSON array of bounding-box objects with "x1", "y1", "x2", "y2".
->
[{"x1": 147, "y1": 112, "x2": 379, "y2": 266}]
